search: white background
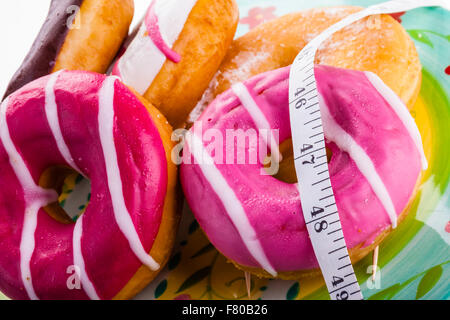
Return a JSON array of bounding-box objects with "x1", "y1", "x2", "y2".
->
[{"x1": 0, "y1": 0, "x2": 150, "y2": 95}]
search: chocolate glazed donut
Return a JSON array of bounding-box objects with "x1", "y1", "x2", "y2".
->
[{"x1": 3, "y1": 0, "x2": 134, "y2": 99}]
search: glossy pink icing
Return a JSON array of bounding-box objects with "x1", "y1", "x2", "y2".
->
[
  {"x1": 180, "y1": 65, "x2": 422, "y2": 272},
  {"x1": 0, "y1": 71, "x2": 168, "y2": 299},
  {"x1": 144, "y1": 0, "x2": 181, "y2": 63},
  {"x1": 111, "y1": 61, "x2": 122, "y2": 79}
]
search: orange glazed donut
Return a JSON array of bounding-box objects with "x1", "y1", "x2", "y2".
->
[
  {"x1": 3, "y1": 0, "x2": 134, "y2": 99},
  {"x1": 0, "y1": 71, "x2": 178, "y2": 300},
  {"x1": 112, "y1": 0, "x2": 239, "y2": 128},
  {"x1": 190, "y1": 6, "x2": 422, "y2": 121}
]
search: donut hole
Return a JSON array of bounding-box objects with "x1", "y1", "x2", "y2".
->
[
  {"x1": 39, "y1": 166, "x2": 91, "y2": 224},
  {"x1": 264, "y1": 139, "x2": 332, "y2": 183}
]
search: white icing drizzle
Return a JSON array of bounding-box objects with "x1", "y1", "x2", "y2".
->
[
  {"x1": 319, "y1": 94, "x2": 398, "y2": 228},
  {"x1": 186, "y1": 132, "x2": 277, "y2": 276},
  {"x1": 44, "y1": 70, "x2": 81, "y2": 172},
  {"x1": 232, "y1": 82, "x2": 283, "y2": 163},
  {"x1": 73, "y1": 215, "x2": 100, "y2": 300},
  {"x1": 45, "y1": 72, "x2": 90, "y2": 298},
  {"x1": 0, "y1": 98, "x2": 58, "y2": 300},
  {"x1": 364, "y1": 71, "x2": 428, "y2": 170},
  {"x1": 117, "y1": 0, "x2": 198, "y2": 94},
  {"x1": 97, "y1": 76, "x2": 160, "y2": 271}
]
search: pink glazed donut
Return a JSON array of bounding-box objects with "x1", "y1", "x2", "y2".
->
[
  {"x1": 0, "y1": 71, "x2": 178, "y2": 299},
  {"x1": 180, "y1": 65, "x2": 427, "y2": 278}
]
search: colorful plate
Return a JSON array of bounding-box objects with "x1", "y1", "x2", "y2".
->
[{"x1": 1, "y1": 0, "x2": 448, "y2": 300}]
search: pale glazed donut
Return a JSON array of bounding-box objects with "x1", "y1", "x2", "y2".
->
[
  {"x1": 112, "y1": 0, "x2": 239, "y2": 128},
  {"x1": 181, "y1": 65, "x2": 427, "y2": 279},
  {"x1": 3, "y1": 0, "x2": 134, "y2": 99},
  {"x1": 0, "y1": 71, "x2": 178, "y2": 299},
  {"x1": 189, "y1": 6, "x2": 422, "y2": 122}
]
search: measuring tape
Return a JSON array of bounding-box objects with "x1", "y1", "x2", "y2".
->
[{"x1": 288, "y1": 0, "x2": 446, "y2": 300}]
